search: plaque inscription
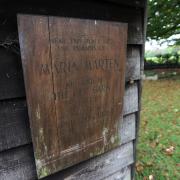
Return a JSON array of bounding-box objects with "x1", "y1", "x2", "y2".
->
[{"x1": 18, "y1": 15, "x2": 127, "y2": 179}]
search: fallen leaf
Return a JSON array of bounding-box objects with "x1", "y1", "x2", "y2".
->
[
  {"x1": 150, "y1": 142, "x2": 157, "y2": 148},
  {"x1": 149, "y1": 174, "x2": 154, "y2": 180},
  {"x1": 165, "y1": 146, "x2": 175, "y2": 155},
  {"x1": 146, "y1": 161, "x2": 153, "y2": 167},
  {"x1": 136, "y1": 162, "x2": 144, "y2": 172}
]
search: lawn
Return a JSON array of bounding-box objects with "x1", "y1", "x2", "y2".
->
[{"x1": 136, "y1": 78, "x2": 180, "y2": 179}]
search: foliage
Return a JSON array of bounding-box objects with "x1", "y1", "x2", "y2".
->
[
  {"x1": 145, "y1": 46, "x2": 180, "y2": 65},
  {"x1": 145, "y1": 46, "x2": 180, "y2": 57},
  {"x1": 136, "y1": 78, "x2": 180, "y2": 179},
  {"x1": 145, "y1": 53, "x2": 180, "y2": 65},
  {"x1": 147, "y1": 0, "x2": 180, "y2": 44}
]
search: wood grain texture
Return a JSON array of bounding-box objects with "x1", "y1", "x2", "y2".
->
[
  {"x1": 0, "y1": 84, "x2": 138, "y2": 153},
  {"x1": 0, "y1": 99, "x2": 31, "y2": 152},
  {"x1": 0, "y1": 45, "x2": 140, "y2": 100},
  {"x1": 0, "y1": 1, "x2": 147, "y2": 180},
  {"x1": 126, "y1": 46, "x2": 140, "y2": 82},
  {"x1": 120, "y1": 114, "x2": 136, "y2": 145},
  {"x1": 0, "y1": 145, "x2": 37, "y2": 180},
  {"x1": 123, "y1": 83, "x2": 138, "y2": 115},
  {"x1": 2, "y1": 1, "x2": 143, "y2": 42},
  {"x1": 0, "y1": 142, "x2": 133, "y2": 180},
  {"x1": 18, "y1": 15, "x2": 60, "y2": 167},
  {"x1": 104, "y1": 166, "x2": 131, "y2": 180},
  {"x1": 0, "y1": 48, "x2": 25, "y2": 100},
  {"x1": 105, "y1": 0, "x2": 146, "y2": 7},
  {"x1": 0, "y1": 1, "x2": 142, "y2": 102},
  {"x1": 18, "y1": 14, "x2": 127, "y2": 178},
  {"x1": 0, "y1": 0, "x2": 146, "y2": 8}
]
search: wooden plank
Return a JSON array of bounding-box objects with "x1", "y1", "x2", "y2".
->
[
  {"x1": 17, "y1": 15, "x2": 61, "y2": 178},
  {"x1": 0, "y1": 83, "x2": 137, "y2": 152},
  {"x1": 0, "y1": 145, "x2": 37, "y2": 180},
  {"x1": 0, "y1": 99, "x2": 31, "y2": 152},
  {"x1": 0, "y1": 45, "x2": 140, "y2": 100},
  {"x1": 1, "y1": 1, "x2": 143, "y2": 43},
  {"x1": 105, "y1": 0, "x2": 146, "y2": 7},
  {"x1": 132, "y1": 1, "x2": 147, "y2": 179},
  {"x1": 0, "y1": 142, "x2": 133, "y2": 180},
  {"x1": 0, "y1": 108, "x2": 136, "y2": 153},
  {"x1": 126, "y1": 46, "x2": 140, "y2": 82},
  {"x1": 123, "y1": 83, "x2": 138, "y2": 115},
  {"x1": 120, "y1": 114, "x2": 136, "y2": 145},
  {"x1": 18, "y1": 14, "x2": 127, "y2": 178},
  {"x1": 0, "y1": 48, "x2": 25, "y2": 100},
  {"x1": 0, "y1": 4, "x2": 142, "y2": 101},
  {"x1": 0, "y1": 0, "x2": 145, "y2": 8},
  {"x1": 104, "y1": 166, "x2": 131, "y2": 180}
]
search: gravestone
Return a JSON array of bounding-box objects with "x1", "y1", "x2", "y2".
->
[{"x1": 18, "y1": 14, "x2": 127, "y2": 179}]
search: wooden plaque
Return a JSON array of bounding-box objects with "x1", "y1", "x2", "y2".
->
[{"x1": 18, "y1": 14, "x2": 127, "y2": 179}]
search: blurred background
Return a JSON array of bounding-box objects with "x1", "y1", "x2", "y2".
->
[{"x1": 136, "y1": 0, "x2": 180, "y2": 179}]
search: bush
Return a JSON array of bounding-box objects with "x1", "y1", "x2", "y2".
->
[{"x1": 145, "y1": 52, "x2": 180, "y2": 65}]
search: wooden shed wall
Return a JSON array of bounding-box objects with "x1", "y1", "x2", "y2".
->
[{"x1": 0, "y1": 0, "x2": 147, "y2": 179}]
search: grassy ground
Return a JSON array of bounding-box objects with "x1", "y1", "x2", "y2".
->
[{"x1": 136, "y1": 78, "x2": 180, "y2": 179}]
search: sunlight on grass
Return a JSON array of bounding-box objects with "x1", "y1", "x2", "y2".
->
[{"x1": 136, "y1": 79, "x2": 180, "y2": 180}]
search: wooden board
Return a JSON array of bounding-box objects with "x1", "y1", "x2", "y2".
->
[
  {"x1": 104, "y1": 166, "x2": 131, "y2": 180},
  {"x1": 0, "y1": 48, "x2": 25, "y2": 100},
  {"x1": 0, "y1": 142, "x2": 133, "y2": 180},
  {"x1": 0, "y1": 99, "x2": 31, "y2": 152},
  {"x1": 0, "y1": 45, "x2": 140, "y2": 101},
  {"x1": 0, "y1": 84, "x2": 138, "y2": 152},
  {"x1": 18, "y1": 14, "x2": 127, "y2": 178}
]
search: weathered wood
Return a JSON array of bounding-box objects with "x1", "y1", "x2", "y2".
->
[
  {"x1": 131, "y1": 1, "x2": 147, "y2": 179},
  {"x1": 0, "y1": 0, "x2": 146, "y2": 8},
  {"x1": 1, "y1": 1, "x2": 143, "y2": 43},
  {"x1": 0, "y1": 83, "x2": 137, "y2": 152},
  {"x1": 0, "y1": 1, "x2": 143, "y2": 101},
  {"x1": 104, "y1": 166, "x2": 131, "y2": 180},
  {"x1": 18, "y1": 16, "x2": 60, "y2": 175},
  {"x1": 0, "y1": 1, "x2": 147, "y2": 180},
  {"x1": 126, "y1": 46, "x2": 140, "y2": 82},
  {"x1": 52, "y1": 142, "x2": 134, "y2": 180},
  {"x1": 0, "y1": 142, "x2": 133, "y2": 180},
  {"x1": 18, "y1": 14, "x2": 127, "y2": 178},
  {"x1": 105, "y1": 0, "x2": 146, "y2": 7},
  {"x1": 123, "y1": 83, "x2": 138, "y2": 115},
  {"x1": 0, "y1": 48, "x2": 25, "y2": 100},
  {"x1": 0, "y1": 99, "x2": 31, "y2": 152},
  {"x1": 120, "y1": 114, "x2": 136, "y2": 145},
  {"x1": 0, "y1": 45, "x2": 140, "y2": 100},
  {"x1": 0, "y1": 145, "x2": 37, "y2": 180},
  {"x1": 0, "y1": 109, "x2": 136, "y2": 153}
]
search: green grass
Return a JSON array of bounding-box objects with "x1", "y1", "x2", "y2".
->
[{"x1": 136, "y1": 79, "x2": 180, "y2": 180}]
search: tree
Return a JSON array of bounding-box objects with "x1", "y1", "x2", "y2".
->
[{"x1": 147, "y1": 0, "x2": 180, "y2": 45}]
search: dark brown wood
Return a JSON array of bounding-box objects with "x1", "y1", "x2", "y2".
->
[
  {"x1": 0, "y1": 142, "x2": 133, "y2": 180},
  {"x1": 0, "y1": 83, "x2": 138, "y2": 153},
  {"x1": 0, "y1": 48, "x2": 25, "y2": 100},
  {"x1": 0, "y1": 45, "x2": 141, "y2": 101},
  {"x1": 0, "y1": 99, "x2": 31, "y2": 152},
  {"x1": 0, "y1": 0, "x2": 147, "y2": 179},
  {"x1": 18, "y1": 15, "x2": 60, "y2": 178},
  {"x1": 18, "y1": 14, "x2": 127, "y2": 178},
  {"x1": 0, "y1": 1, "x2": 143, "y2": 101},
  {"x1": 105, "y1": 0, "x2": 146, "y2": 7}
]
